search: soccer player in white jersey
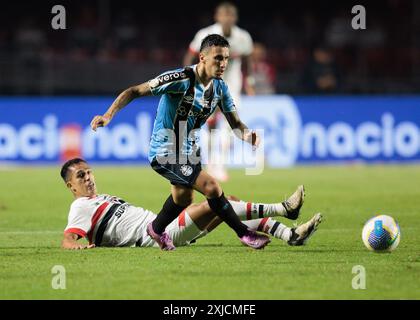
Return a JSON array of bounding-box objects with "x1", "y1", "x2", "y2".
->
[
  {"x1": 61, "y1": 158, "x2": 322, "y2": 250},
  {"x1": 183, "y1": 2, "x2": 255, "y2": 182}
]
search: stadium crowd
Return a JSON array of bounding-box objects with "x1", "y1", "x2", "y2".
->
[{"x1": 0, "y1": 0, "x2": 418, "y2": 95}]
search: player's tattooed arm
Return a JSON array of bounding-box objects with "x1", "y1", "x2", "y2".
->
[
  {"x1": 224, "y1": 111, "x2": 260, "y2": 147},
  {"x1": 62, "y1": 232, "x2": 95, "y2": 250},
  {"x1": 90, "y1": 82, "x2": 151, "y2": 131}
]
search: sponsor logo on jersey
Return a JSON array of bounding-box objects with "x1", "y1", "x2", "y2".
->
[
  {"x1": 176, "y1": 106, "x2": 188, "y2": 116},
  {"x1": 149, "y1": 78, "x2": 160, "y2": 88},
  {"x1": 151, "y1": 72, "x2": 187, "y2": 88},
  {"x1": 187, "y1": 109, "x2": 210, "y2": 119},
  {"x1": 180, "y1": 164, "x2": 193, "y2": 176},
  {"x1": 176, "y1": 105, "x2": 210, "y2": 119}
]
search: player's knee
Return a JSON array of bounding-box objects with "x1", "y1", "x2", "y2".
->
[
  {"x1": 200, "y1": 201, "x2": 212, "y2": 213},
  {"x1": 202, "y1": 179, "x2": 222, "y2": 198}
]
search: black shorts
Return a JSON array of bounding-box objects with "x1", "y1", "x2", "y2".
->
[{"x1": 150, "y1": 158, "x2": 202, "y2": 188}]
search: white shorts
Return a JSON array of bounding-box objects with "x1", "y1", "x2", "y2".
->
[{"x1": 138, "y1": 210, "x2": 203, "y2": 248}]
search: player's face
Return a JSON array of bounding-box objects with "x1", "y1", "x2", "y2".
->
[
  {"x1": 66, "y1": 162, "x2": 97, "y2": 198},
  {"x1": 202, "y1": 46, "x2": 229, "y2": 79},
  {"x1": 215, "y1": 7, "x2": 238, "y2": 29}
]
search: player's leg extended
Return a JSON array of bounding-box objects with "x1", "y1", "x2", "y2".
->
[
  {"x1": 151, "y1": 185, "x2": 193, "y2": 234},
  {"x1": 227, "y1": 185, "x2": 305, "y2": 221},
  {"x1": 184, "y1": 202, "x2": 218, "y2": 230},
  {"x1": 192, "y1": 184, "x2": 305, "y2": 232},
  {"x1": 189, "y1": 187, "x2": 306, "y2": 243},
  {"x1": 147, "y1": 186, "x2": 193, "y2": 250},
  {"x1": 193, "y1": 170, "x2": 247, "y2": 236},
  {"x1": 203, "y1": 216, "x2": 292, "y2": 242},
  {"x1": 242, "y1": 213, "x2": 323, "y2": 245},
  {"x1": 165, "y1": 206, "x2": 211, "y2": 247},
  {"x1": 203, "y1": 214, "x2": 323, "y2": 246},
  {"x1": 193, "y1": 170, "x2": 270, "y2": 249}
]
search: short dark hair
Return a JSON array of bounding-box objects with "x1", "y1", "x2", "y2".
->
[
  {"x1": 60, "y1": 158, "x2": 87, "y2": 182},
  {"x1": 199, "y1": 34, "x2": 230, "y2": 53}
]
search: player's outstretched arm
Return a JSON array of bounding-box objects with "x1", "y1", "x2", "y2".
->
[
  {"x1": 62, "y1": 232, "x2": 95, "y2": 250},
  {"x1": 90, "y1": 82, "x2": 152, "y2": 131},
  {"x1": 224, "y1": 111, "x2": 260, "y2": 148}
]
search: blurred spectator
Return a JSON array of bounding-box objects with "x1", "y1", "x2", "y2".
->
[
  {"x1": 96, "y1": 37, "x2": 119, "y2": 62},
  {"x1": 300, "y1": 12, "x2": 322, "y2": 47},
  {"x1": 69, "y1": 6, "x2": 100, "y2": 56},
  {"x1": 0, "y1": 0, "x2": 417, "y2": 95},
  {"x1": 247, "y1": 43, "x2": 276, "y2": 94},
  {"x1": 14, "y1": 17, "x2": 46, "y2": 59},
  {"x1": 12, "y1": 17, "x2": 46, "y2": 93},
  {"x1": 357, "y1": 17, "x2": 386, "y2": 48},
  {"x1": 262, "y1": 13, "x2": 296, "y2": 48},
  {"x1": 113, "y1": 11, "x2": 139, "y2": 51},
  {"x1": 0, "y1": 30, "x2": 9, "y2": 53},
  {"x1": 324, "y1": 10, "x2": 355, "y2": 48},
  {"x1": 300, "y1": 45, "x2": 341, "y2": 94}
]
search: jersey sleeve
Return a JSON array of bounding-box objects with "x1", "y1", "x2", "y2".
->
[
  {"x1": 64, "y1": 202, "x2": 90, "y2": 239},
  {"x1": 220, "y1": 81, "x2": 237, "y2": 113},
  {"x1": 148, "y1": 70, "x2": 190, "y2": 96}
]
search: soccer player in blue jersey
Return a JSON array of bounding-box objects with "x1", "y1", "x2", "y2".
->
[{"x1": 90, "y1": 34, "x2": 270, "y2": 250}]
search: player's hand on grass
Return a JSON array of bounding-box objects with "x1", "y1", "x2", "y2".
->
[
  {"x1": 66, "y1": 243, "x2": 96, "y2": 250},
  {"x1": 91, "y1": 115, "x2": 111, "y2": 131}
]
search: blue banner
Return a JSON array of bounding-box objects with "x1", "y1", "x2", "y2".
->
[
  {"x1": 240, "y1": 96, "x2": 420, "y2": 167},
  {"x1": 0, "y1": 96, "x2": 419, "y2": 166}
]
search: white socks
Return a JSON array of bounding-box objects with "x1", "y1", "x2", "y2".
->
[
  {"x1": 243, "y1": 218, "x2": 291, "y2": 242},
  {"x1": 229, "y1": 200, "x2": 286, "y2": 220}
]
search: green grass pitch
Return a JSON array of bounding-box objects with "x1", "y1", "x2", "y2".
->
[{"x1": 0, "y1": 165, "x2": 419, "y2": 299}]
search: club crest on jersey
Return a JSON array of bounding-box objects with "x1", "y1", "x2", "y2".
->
[
  {"x1": 183, "y1": 95, "x2": 194, "y2": 103},
  {"x1": 211, "y1": 98, "x2": 220, "y2": 109},
  {"x1": 202, "y1": 99, "x2": 210, "y2": 109},
  {"x1": 180, "y1": 165, "x2": 193, "y2": 176}
]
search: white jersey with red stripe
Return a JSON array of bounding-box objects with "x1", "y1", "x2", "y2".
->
[
  {"x1": 64, "y1": 194, "x2": 203, "y2": 247},
  {"x1": 64, "y1": 194, "x2": 156, "y2": 247}
]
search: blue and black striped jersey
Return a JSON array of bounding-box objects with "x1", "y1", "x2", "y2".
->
[{"x1": 148, "y1": 65, "x2": 236, "y2": 162}]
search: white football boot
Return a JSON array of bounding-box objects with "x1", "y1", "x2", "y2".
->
[{"x1": 288, "y1": 213, "x2": 323, "y2": 246}]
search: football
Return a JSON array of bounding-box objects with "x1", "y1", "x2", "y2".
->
[{"x1": 362, "y1": 215, "x2": 401, "y2": 252}]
